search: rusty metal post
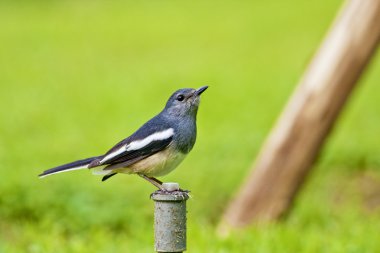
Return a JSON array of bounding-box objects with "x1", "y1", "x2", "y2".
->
[{"x1": 151, "y1": 183, "x2": 189, "y2": 253}]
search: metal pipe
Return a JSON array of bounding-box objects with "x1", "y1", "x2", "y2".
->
[{"x1": 151, "y1": 183, "x2": 189, "y2": 253}]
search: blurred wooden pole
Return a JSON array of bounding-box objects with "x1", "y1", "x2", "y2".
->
[{"x1": 220, "y1": 0, "x2": 380, "y2": 229}]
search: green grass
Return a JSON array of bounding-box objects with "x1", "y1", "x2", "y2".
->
[{"x1": 1, "y1": 0, "x2": 380, "y2": 252}]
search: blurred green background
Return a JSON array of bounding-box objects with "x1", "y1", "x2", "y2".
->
[{"x1": 1, "y1": 0, "x2": 380, "y2": 252}]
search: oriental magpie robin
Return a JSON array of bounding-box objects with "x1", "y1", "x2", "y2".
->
[{"x1": 39, "y1": 86, "x2": 208, "y2": 190}]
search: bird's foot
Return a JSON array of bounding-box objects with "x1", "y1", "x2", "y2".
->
[{"x1": 150, "y1": 188, "x2": 190, "y2": 199}]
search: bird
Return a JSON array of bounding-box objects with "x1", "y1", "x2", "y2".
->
[{"x1": 39, "y1": 86, "x2": 208, "y2": 190}]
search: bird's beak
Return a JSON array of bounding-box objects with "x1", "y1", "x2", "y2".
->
[{"x1": 195, "y1": 86, "x2": 208, "y2": 96}]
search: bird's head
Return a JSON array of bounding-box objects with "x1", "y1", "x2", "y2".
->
[{"x1": 164, "y1": 86, "x2": 208, "y2": 117}]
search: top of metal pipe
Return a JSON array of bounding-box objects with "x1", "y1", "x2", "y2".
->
[{"x1": 151, "y1": 190, "x2": 189, "y2": 202}]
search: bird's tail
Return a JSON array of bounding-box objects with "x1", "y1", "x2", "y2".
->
[{"x1": 39, "y1": 156, "x2": 103, "y2": 178}]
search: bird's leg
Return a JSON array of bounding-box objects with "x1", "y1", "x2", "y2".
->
[
  {"x1": 148, "y1": 176, "x2": 164, "y2": 185},
  {"x1": 138, "y1": 174, "x2": 165, "y2": 191},
  {"x1": 138, "y1": 174, "x2": 188, "y2": 193}
]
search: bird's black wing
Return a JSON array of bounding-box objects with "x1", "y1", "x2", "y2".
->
[
  {"x1": 88, "y1": 118, "x2": 175, "y2": 170},
  {"x1": 103, "y1": 137, "x2": 173, "y2": 170}
]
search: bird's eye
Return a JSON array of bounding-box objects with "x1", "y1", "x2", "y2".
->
[{"x1": 176, "y1": 95, "x2": 185, "y2": 101}]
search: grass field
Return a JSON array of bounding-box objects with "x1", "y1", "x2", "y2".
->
[{"x1": 1, "y1": 0, "x2": 380, "y2": 252}]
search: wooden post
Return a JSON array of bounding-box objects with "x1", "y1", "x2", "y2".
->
[{"x1": 220, "y1": 0, "x2": 380, "y2": 229}]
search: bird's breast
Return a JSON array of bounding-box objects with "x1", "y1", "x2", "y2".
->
[{"x1": 172, "y1": 118, "x2": 197, "y2": 154}]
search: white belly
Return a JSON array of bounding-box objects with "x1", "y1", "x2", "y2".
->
[{"x1": 117, "y1": 148, "x2": 186, "y2": 177}]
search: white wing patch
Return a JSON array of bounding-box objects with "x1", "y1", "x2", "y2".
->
[
  {"x1": 127, "y1": 128, "x2": 174, "y2": 151},
  {"x1": 100, "y1": 146, "x2": 128, "y2": 164},
  {"x1": 100, "y1": 128, "x2": 174, "y2": 164}
]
